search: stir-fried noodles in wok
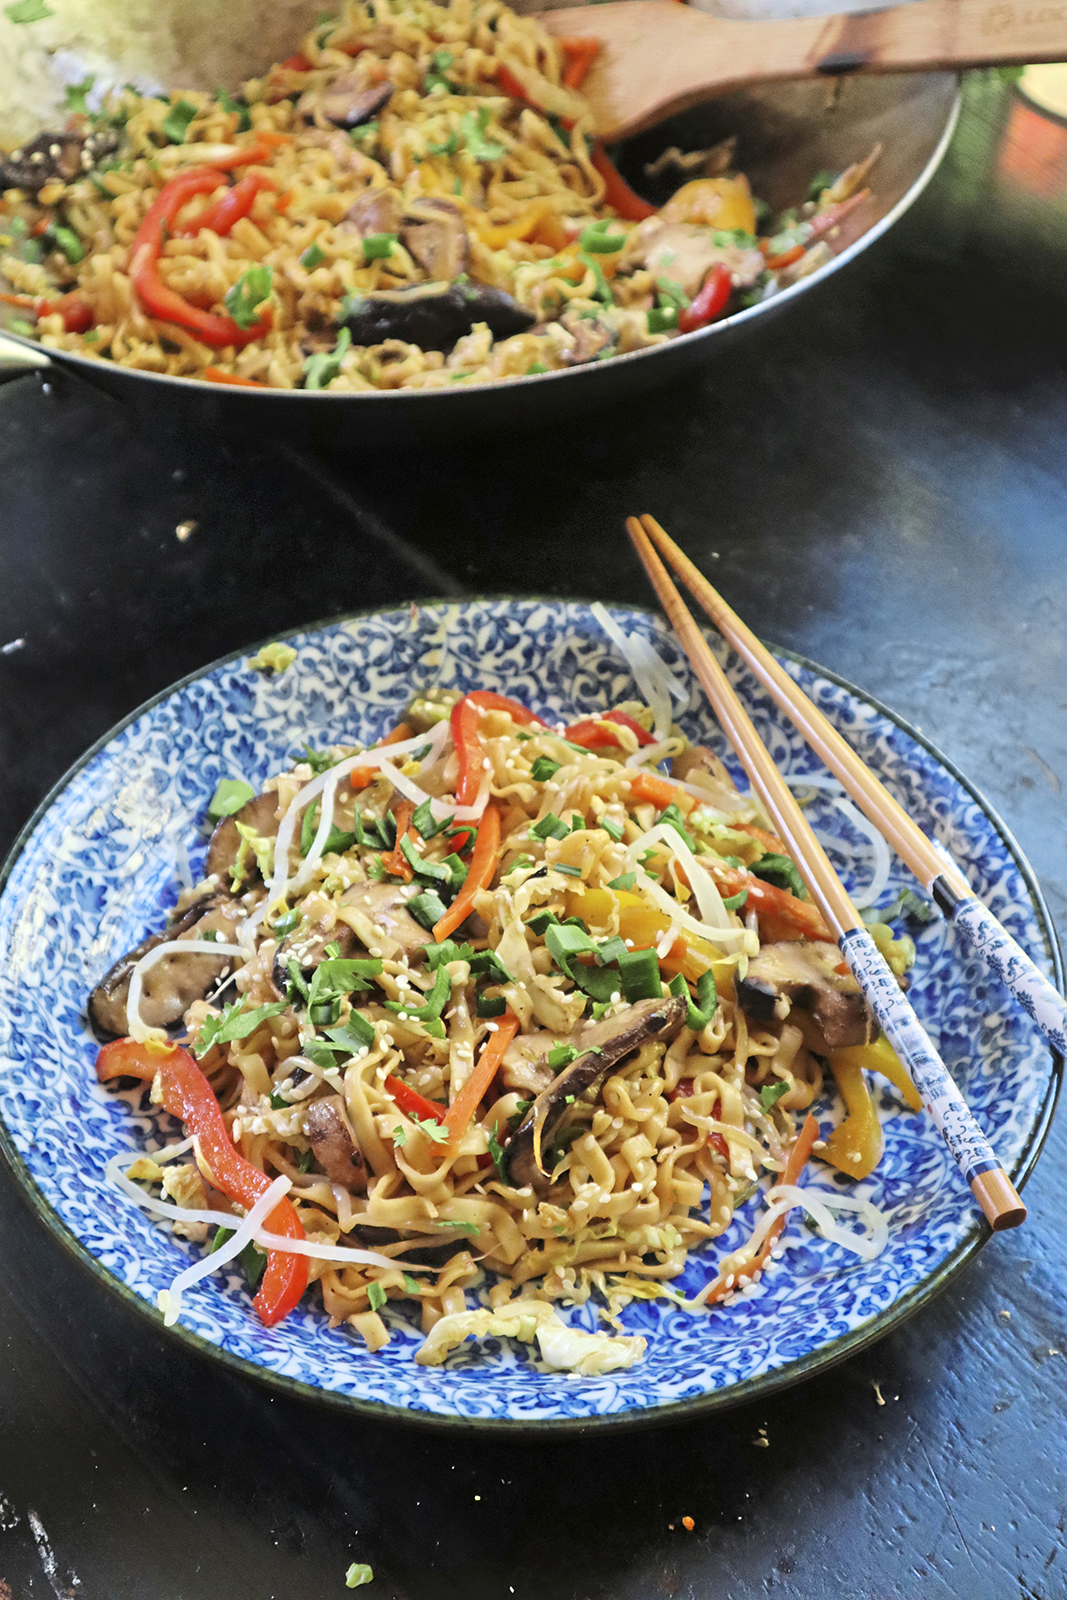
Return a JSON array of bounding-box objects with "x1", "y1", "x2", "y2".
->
[
  {"x1": 93, "y1": 663, "x2": 915, "y2": 1371},
  {"x1": 1, "y1": 0, "x2": 878, "y2": 391}
]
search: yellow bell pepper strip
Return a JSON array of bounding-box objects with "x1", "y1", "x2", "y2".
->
[
  {"x1": 97, "y1": 1037, "x2": 309, "y2": 1326},
  {"x1": 442, "y1": 1010, "x2": 520, "y2": 1154},
  {"x1": 658, "y1": 176, "x2": 757, "y2": 234},
  {"x1": 433, "y1": 801, "x2": 501, "y2": 941},
  {"x1": 472, "y1": 196, "x2": 562, "y2": 250},
  {"x1": 349, "y1": 720, "x2": 413, "y2": 790},
  {"x1": 564, "y1": 886, "x2": 735, "y2": 994},
  {"x1": 130, "y1": 168, "x2": 272, "y2": 348},
  {"x1": 832, "y1": 1036, "x2": 922, "y2": 1113},
  {"x1": 702, "y1": 1111, "x2": 820, "y2": 1306},
  {"x1": 823, "y1": 1053, "x2": 883, "y2": 1179},
  {"x1": 591, "y1": 143, "x2": 658, "y2": 221}
]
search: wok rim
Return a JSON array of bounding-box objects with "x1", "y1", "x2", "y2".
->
[{"x1": 0, "y1": 76, "x2": 961, "y2": 401}]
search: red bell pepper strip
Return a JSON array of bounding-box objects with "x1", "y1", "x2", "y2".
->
[
  {"x1": 495, "y1": 64, "x2": 533, "y2": 107},
  {"x1": 442, "y1": 1011, "x2": 520, "y2": 1153},
  {"x1": 2, "y1": 289, "x2": 93, "y2": 333},
  {"x1": 130, "y1": 167, "x2": 271, "y2": 348},
  {"x1": 97, "y1": 1037, "x2": 309, "y2": 1326},
  {"x1": 560, "y1": 36, "x2": 601, "y2": 89},
  {"x1": 281, "y1": 52, "x2": 313, "y2": 71},
  {"x1": 384, "y1": 1076, "x2": 448, "y2": 1124},
  {"x1": 96, "y1": 1034, "x2": 174, "y2": 1082},
  {"x1": 433, "y1": 801, "x2": 501, "y2": 941},
  {"x1": 564, "y1": 709, "x2": 656, "y2": 751},
  {"x1": 678, "y1": 263, "x2": 732, "y2": 333},
  {"x1": 450, "y1": 691, "x2": 546, "y2": 807},
  {"x1": 203, "y1": 366, "x2": 267, "y2": 387},
  {"x1": 349, "y1": 720, "x2": 414, "y2": 790},
  {"x1": 155, "y1": 1042, "x2": 308, "y2": 1326},
  {"x1": 591, "y1": 143, "x2": 658, "y2": 221},
  {"x1": 177, "y1": 170, "x2": 277, "y2": 238}
]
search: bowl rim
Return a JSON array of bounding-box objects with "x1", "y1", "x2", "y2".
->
[
  {"x1": 0, "y1": 593, "x2": 1059, "y2": 1437},
  {"x1": 0, "y1": 80, "x2": 962, "y2": 404}
]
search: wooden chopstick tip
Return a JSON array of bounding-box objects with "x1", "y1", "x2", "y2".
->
[{"x1": 971, "y1": 1170, "x2": 1026, "y2": 1231}]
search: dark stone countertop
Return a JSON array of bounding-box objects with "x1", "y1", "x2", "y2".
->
[{"x1": 0, "y1": 72, "x2": 1063, "y2": 1600}]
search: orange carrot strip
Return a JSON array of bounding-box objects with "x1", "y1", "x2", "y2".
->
[
  {"x1": 432, "y1": 802, "x2": 500, "y2": 942},
  {"x1": 703, "y1": 1111, "x2": 819, "y2": 1306},
  {"x1": 735, "y1": 823, "x2": 788, "y2": 856},
  {"x1": 627, "y1": 771, "x2": 696, "y2": 815},
  {"x1": 560, "y1": 36, "x2": 600, "y2": 89},
  {"x1": 381, "y1": 798, "x2": 416, "y2": 881},
  {"x1": 204, "y1": 366, "x2": 267, "y2": 387},
  {"x1": 349, "y1": 721, "x2": 414, "y2": 790},
  {"x1": 442, "y1": 1011, "x2": 520, "y2": 1153}
]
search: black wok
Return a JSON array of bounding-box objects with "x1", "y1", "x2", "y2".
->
[{"x1": 0, "y1": 9, "x2": 958, "y2": 449}]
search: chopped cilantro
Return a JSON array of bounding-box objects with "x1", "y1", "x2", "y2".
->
[
  {"x1": 428, "y1": 130, "x2": 459, "y2": 156},
  {"x1": 402, "y1": 1272, "x2": 421, "y2": 1294},
  {"x1": 298, "y1": 1148, "x2": 314, "y2": 1173},
  {"x1": 161, "y1": 98, "x2": 199, "y2": 144},
  {"x1": 224, "y1": 263, "x2": 273, "y2": 330},
  {"x1": 607, "y1": 871, "x2": 636, "y2": 891},
  {"x1": 547, "y1": 1042, "x2": 578, "y2": 1069},
  {"x1": 460, "y1": 106, "x2": 505, "y2": 162},
  {"x1": 367, "y1": 1280, "x2": 386, "y2": 1312},
  {"x1": 207, "y1": 777, "x2": 254, "y2": 820},
  {"x1": 194, "y1": 1000, "x2": 287, "y2": 1059},
  {"x1": 659, "y1": 802, "x2": 695, "y2": 850},
  {"x1": 384, "y1": 963, "x2": 450, "y2": 1023},
  {"x1": 424, "y1": 941, "x2": 512, "y2": 982},
  {"x1": 486, "y1": 1126, "x2": 508, "y2": 1180},
  {"x1": 526, "y1": 361, "x2": 547, "y2": 375},
  {"x1": 412, "y1": 1113, "x2": 451, "y2": 1144},
  {"x1": 217, "y1": 85, "x2": 252, "y2": 131}
]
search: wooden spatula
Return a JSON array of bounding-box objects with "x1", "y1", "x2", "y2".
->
[{"x1": 534, "y1": 0, "x2": 1067, "y2": 141}]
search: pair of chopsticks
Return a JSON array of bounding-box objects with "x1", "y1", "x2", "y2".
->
[{"x1": 627, "y1": 513, "x2": 1037, "y2": 1232}]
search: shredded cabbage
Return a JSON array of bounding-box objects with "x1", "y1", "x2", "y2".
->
[{"x1": 414, "y1": 1298, "x2": 646, "y2": 1373}]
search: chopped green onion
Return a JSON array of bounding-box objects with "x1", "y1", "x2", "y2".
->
[
  {"x1": 554, "y1": 863, "x2": 582, "y2": 877},
  {"x1": 655, "y1": 275, "x2": 690, "y2": 311},
  {"x1": 530, "y1": 756, "x2": 560, "y2": 782},
  {"x1": 658, "y1": 803, "x2": 694, "y2": 850},
  {"x1": 460, "y1": 106, "x2": 505, "y2": 162},
  {"x1": 617, "y1": 947, "x2": 662, "y2": 1003},
  {"x1": 207, "y1": 777, "x2": 254, "y2": 820},
  {"x1": 476, "y1": 993, "x2": 507, "y2": 1018},
  {"x1": 367, "y1": 1280, "x2": 386, "y2": 1312},
  {"x1": 411, "y1": 798, "x2": 450, "y2": 838},
  {"x1": 531, "y1": 812, "x2": 568, "y2": 842},
  {"x1": 218, "y1": 86, "x2": 252, "y2": 131},
  {"x1": 362, "y1": 232, "x2": 397, "y2": 261},
  {"x1": 161, "y1": 98, "x2": 199, "y2": 144},
  {"x1": 300, "y1": 241, "x2": 325, "y2": 269},
  {"x1": 402, "y1": 1272, "x2": 421, "y2": 1294},
  {"x1": 579, "y1": 221, "x2": 626, "y2": 253},
  {"x1": 3, "y1": 0, "x2": 53, "y2": 19},
  {"x1": 51, "y1": 225, "x2": 84, "y2": 264},
  {"x1": 303, "y1": 326, "x2": 351, "y2": 390},
  {"x1": 722, "y1": 889, "x2": 748, "y2": 912},
  {"x1": 647, "y1": 306, "x2": 677, "y2": 335},
  {"x1": 428, "y1": 131, "x2": 459, "y2": 156},
  {"x1": 600, "y1": 816, "x2": 624, "y2": 842},
  {"x1": 526, "y1": 361, "x2": 547, "y2": 375}
]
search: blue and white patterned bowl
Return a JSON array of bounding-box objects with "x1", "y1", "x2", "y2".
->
[{"x1": 0, "y1": 600, "x2": 1059, "y2": 1433}]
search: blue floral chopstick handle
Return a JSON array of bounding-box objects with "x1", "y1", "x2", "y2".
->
[
  {"x1": 932, "y1": 878, "x2": 1067, "y2": 1057},
  {"x1": 839, "y1": 926, "x2": 1005, "y2": 1186}
]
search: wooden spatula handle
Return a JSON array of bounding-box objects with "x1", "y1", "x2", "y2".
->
[{"x1": 536, "y1": 0, "x2": 1067, "y2": 141}]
